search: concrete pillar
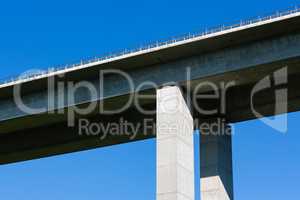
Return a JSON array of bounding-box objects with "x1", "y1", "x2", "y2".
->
[
  {"x1": 199, "y1": 119, "x2": 234, "y2": 200},
  {"x1": 156, "y1": 86, "x2": 195, "y2": 200}
]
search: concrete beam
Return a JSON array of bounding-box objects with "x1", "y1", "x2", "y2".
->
[
  {"x1": 1, "y1": 68, "x2": 300, "y2": 164},
  {"x1": 1, "y1": 29, "x2": 300, "y2": 165},
  {"x1": 0, "y1": 107, "x2": 156, "y2": 164},
  {"x1": 156, "y1": 86, "x2": 194, "y2": 200},
  {"x1": 1, "y1": 32, "x2": 300, "y2": 124}
]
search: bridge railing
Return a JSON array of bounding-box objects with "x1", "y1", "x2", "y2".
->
[{"x1": 1, "y1": 5, "x2": 300, "y2": 86}]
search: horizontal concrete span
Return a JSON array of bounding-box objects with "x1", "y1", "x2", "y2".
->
[
  {"x1": 1, "y1": 15, "x2": 300, "y2": 164},
  {"x1": 1, "y1": 32, "x2": 300, "y2": 129}
]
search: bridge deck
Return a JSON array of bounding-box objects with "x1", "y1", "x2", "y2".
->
[{"x1": 1, "y1": 8, "x2": 300, "y2": 164}]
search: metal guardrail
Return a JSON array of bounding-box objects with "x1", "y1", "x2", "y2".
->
[{"x1": 1, "y1": 6, "x2": 300, "y2": 86}]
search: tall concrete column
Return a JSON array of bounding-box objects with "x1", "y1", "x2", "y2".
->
[
  {"x1": 156, "y1": 86, "x2": 195, "y2": 200},
  {"x1": 199, "y1": 119, "x2": 234, "y2": 200}
]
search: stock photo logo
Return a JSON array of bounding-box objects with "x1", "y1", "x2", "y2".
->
[
  {"x1": 11, "y1": 66, "x2": 289, "y2": 137},
  {"x1": 251, "y1": 67, "x2": 288, "y2": 133}
]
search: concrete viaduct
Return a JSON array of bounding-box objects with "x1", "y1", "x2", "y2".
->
[{"x1": 1, "y1": 8, "x2": 300, "y2": 200}]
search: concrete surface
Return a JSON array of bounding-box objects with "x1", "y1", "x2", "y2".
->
[
  {"x1": 1, "y1": 13, "x2": 300, "y2": 164},
  {"x1": 156, "y1": 86, "x2": 194, "y2": 200},
  {"x1": 199, "y1": 119, "x2": 234, "y2": 200}
]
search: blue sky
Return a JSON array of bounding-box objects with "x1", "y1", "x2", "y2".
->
[{"x1": 0, "y1": 0, "x2": 300, "y2": 199}]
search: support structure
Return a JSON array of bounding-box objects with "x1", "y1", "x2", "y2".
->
[
  {"x1": 199, "y1": 119, "x2": 234, "y2": 200},
  {"x1": 156, "y1": 86, "x2": 194, "y2": 200}
]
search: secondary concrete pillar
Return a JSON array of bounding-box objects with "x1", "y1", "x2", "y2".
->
[
  {"x1": 156, "y1": 86, "x2": 194, "y2": 200},
  {"x1": 199, "y1": 119, "x2": 234, "y2": 200}
]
